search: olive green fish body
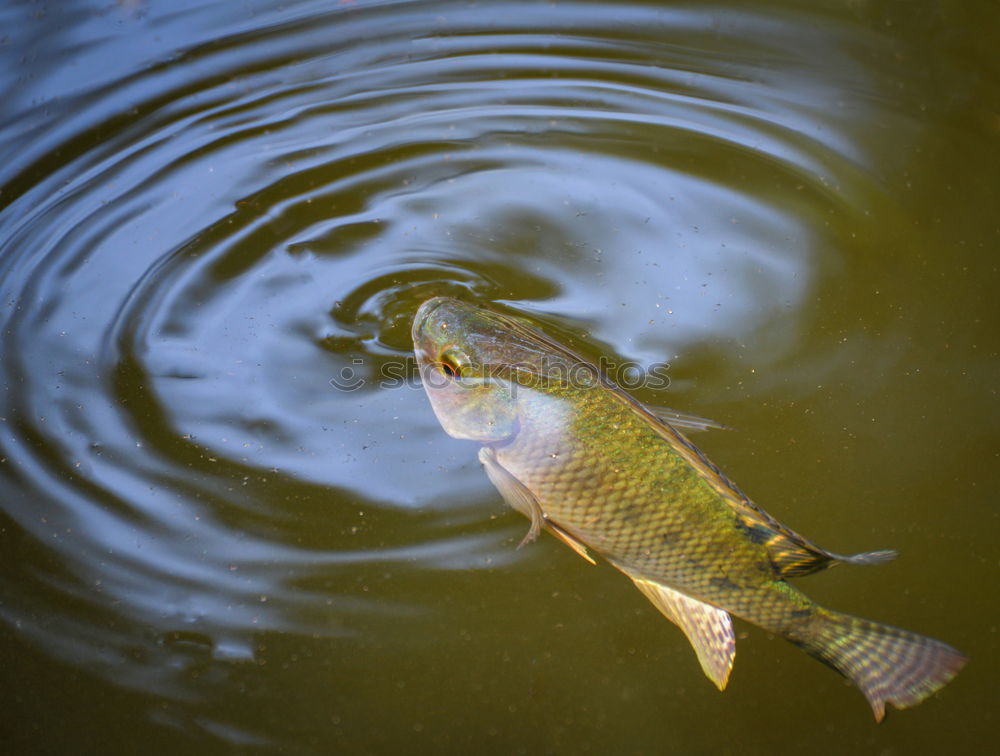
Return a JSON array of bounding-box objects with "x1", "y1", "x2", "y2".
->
[
  {"x1": 493, "y1": 371, "x2": 815, "y2": 633},
  {"x1": 412, "y1": 297, "x2": 965, "y2": 720}
]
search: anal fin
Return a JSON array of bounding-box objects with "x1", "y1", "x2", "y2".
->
[{"x1": 630, "y1": 576, "x2": 735, "y2": 691}]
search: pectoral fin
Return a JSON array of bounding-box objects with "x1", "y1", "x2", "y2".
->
[
  {"x1": 479, "y1": 446, "x2": 543, "y2": 547},
  {"x1": 629, "y1": 576, "x2": 735, "y2": 691},
  {"x1": 479, "y1": 447, "x2": 596, "y2": 563}
]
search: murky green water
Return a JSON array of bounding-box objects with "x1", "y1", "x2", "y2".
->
[{"x1": 1, "y1": 0, "x2": 996, "y2": 753}]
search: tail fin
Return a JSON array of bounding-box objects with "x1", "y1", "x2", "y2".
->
[{"x1": 796, "y1": 609, "x2": 966, "y2": 721}]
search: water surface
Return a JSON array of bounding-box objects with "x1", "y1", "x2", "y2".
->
[{"x1": 1, "y1": 0, "x2": 997, "y2": 753}]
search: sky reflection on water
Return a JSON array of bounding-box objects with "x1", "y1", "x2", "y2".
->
[{"x1": 0, "y1": 1, "x2": 996, "y2": 752}]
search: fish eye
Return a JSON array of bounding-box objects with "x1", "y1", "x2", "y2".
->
[{"x1": 438, "y1": 348, "x2": 467, "y2": 379}]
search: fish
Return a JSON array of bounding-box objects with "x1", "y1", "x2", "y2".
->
[{"x1": 411, "y1": 296, "x2": 966, "y2": 721}]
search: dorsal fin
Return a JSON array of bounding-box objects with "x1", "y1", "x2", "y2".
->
[
  {"x1": 733, "y1": 514, "x2": 838, "y2": 578},
  {"x1": 732, "y1": 505, "x2": 897, "y2": 578},
  {"x1": 486, "y1": 315, "x2": 897, "y2": 581},
  {"x1": 644, "y1": 405, "x2": 730, "y2": 433},
  {"x1": 601, "y1": 384, "x2": 898, "y2": 579}
]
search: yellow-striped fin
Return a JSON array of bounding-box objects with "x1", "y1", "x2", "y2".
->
[
  {"x1": 601, "y1": 383, "x2": 895, "y2": 579},
  {"x1": 629, "y1": 575, "x2": 735, "y2": 690},
  {"x1": 735, "y1": 514, "x2": 898, "y2": 579}
]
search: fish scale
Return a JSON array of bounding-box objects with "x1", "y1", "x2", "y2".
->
[
  {"x1": 413, "y1": 296, "x2": 966, "y2": 720},
  {"x1": 503, "y1": 386, "x2": 773, "y2": 612}
]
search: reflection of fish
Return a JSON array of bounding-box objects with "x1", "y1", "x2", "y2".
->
[{"x1": 412, "y1": 297, "x2": 966, "y2": 720}]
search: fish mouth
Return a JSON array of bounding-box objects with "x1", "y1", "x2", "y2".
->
[
  {"x1": 412, "y1": 296, "x2": 453, "y2": 340},
  {"x1": 411, "y1": 296, "x2": 458, "y2": 364},
  {"x1": 411, "y1": 296, "x2": 478, "y2": 349}
]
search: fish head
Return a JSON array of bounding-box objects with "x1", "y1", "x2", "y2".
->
[{"x1": 412, "y1": 297, "x2": 590, "y2": 442}]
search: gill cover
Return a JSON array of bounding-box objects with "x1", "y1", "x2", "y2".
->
[
  {"x1": 413, "y1": 297, "x2": 518, "y2": 442},
  {"x1": 416, "y1": 359, "x2": 517, "y2": 441}
]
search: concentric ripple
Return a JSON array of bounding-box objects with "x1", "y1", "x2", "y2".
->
[{"x1": 0, "y1": 0, "x2": 983, "y2": 748}]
